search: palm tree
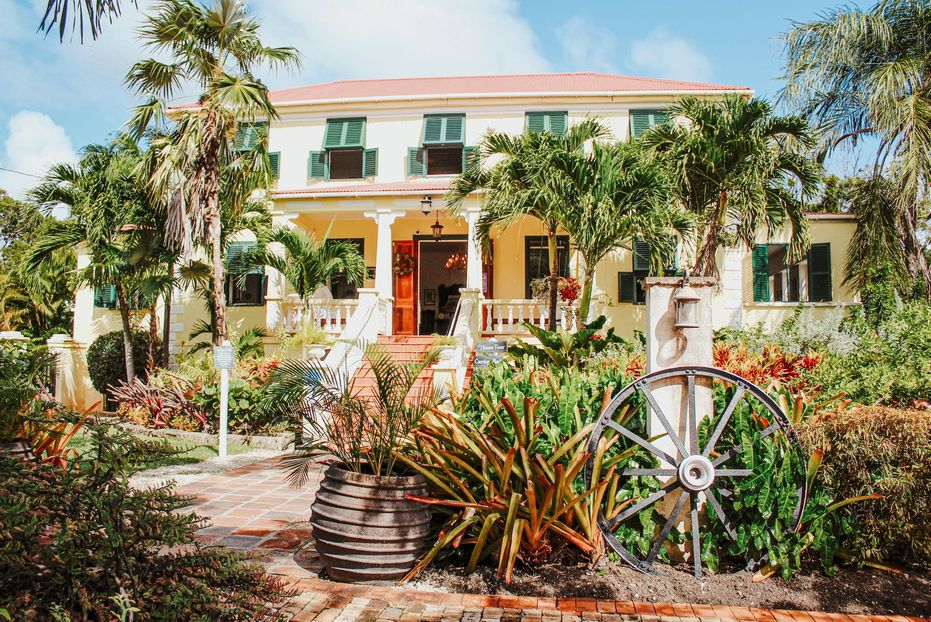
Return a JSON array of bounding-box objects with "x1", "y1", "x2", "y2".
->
[
  {"x1": 40, "y1": 0, "x2": 126, "y2": 42},
  {"x1": 550, "y1": 141, "x2": 693, "y2": 319},
  {"x1": 249, "y1": 228, "x2": 366, "y2": 311},
  {"x1": 127, "y1": 0, "x2": 300, "y2": 347},
  {"x1": 781, "y1": 0, "x2": 931, "y2": 299},
  {"x1": 27, "y1": 137, "x2": 154, "y2": 382},
  {"x1": 641, "y1": 95, "x2": 821, "y2": 277},
  {"x1": 448, "y1": 119, "x2": 611, "y2": 329}
]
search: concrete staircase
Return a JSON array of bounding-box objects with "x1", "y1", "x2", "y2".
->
[{"x1": 351, "y1": 335, "x2": 437, "y2": 400}]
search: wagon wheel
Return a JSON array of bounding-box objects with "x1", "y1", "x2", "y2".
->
[{"x1": 584, "y1": 366, "x2": 807, "y2": 577}]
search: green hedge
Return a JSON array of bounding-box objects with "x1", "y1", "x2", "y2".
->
[
  {"x1": 86, "y1": 330, "x2": 155, "y2": 399},
  {"x1": 799, "y1": 406, "x2": 931, "y2": 568}
]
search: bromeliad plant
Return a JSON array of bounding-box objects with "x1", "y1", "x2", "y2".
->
[
  {"x1": 507, "y1": 315, "x2": 633, "y2": 370},
  {"x1": 398, "y1": 388, "x2": 660, "y2": 584}
]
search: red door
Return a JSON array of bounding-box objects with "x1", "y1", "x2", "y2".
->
[{"x1": 393, "y1": 240, "x2": 416, "y2": 335}]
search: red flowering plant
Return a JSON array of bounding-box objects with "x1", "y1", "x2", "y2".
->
[
  {"x1": 713, "y1": 342, "x2": 822, "y2": 392},
  {"x1": 559, "y1": 276, "x2": 581, "y2": 304}
]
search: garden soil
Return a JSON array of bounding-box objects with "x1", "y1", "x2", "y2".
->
[{"x1": 409, "y1": 558, "x2": 931, "y2": 616}]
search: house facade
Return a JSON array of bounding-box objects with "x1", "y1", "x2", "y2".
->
[{"x1": 51, "y1": 73, "x2": 858, "y2": 410}]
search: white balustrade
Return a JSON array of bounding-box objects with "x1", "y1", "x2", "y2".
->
[
  {"x1": 479, "y1": 299, "x2": 573, "y2": 335},
  {"x1": 279, "y1": 295, "x2": 360, "y2": 335}
]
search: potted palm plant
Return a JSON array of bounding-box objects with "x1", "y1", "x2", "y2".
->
[{"x1": 261, "y1": 343, "x2": 439, "y2": 583}]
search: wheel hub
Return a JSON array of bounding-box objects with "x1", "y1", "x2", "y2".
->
[{"x1": 677, "y1": 454, "x2": 715, "y2": 492}]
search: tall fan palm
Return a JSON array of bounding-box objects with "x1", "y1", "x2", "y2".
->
[
  {"x1": 550, "y1": 142, "x2": 693, "y2": 319},
  {"x1": 248, "y1": 228, "x2": 366, "y2": 310},
  {"x1": 782, "y1": 0, "x2": 931, "y2": 299},
  {"x1": 27, "y1": 137, "x2": 155, "y2": 382},
  {"x1": 127, "y1": 0, "x2": 300, "y2": 346},
  {"x1": 641, "y1": 95, "x2": 821, "y2": 277},
  {"x1": 447, "y1": 119, "x2": 611, "y2": 329}
]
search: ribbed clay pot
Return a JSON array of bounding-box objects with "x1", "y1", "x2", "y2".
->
[
  {"x1": 310, "y1": 464, "x2": 432, "y2": 583},
  {"x1": 0, "y1": 439, "x2": 35, "y2": 462}
]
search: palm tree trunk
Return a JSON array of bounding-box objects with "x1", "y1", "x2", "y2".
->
[
  {"x1": 114, "y1": 281, "x2": 136, "y2": 383},
  {"x1": 547, "y1": 226, "x2": 559, "y2": 331},
  {"x1": 148, "y1": 299, "x2": 159, "y2": 365},
  {"x1": 161, "y1": 264, "x2": 173, "y2": 367},
  {"x1": 899, "y1": 202, "x2": 931, "y2": 300},
  {"x1": 202, "y1": 109, "x2": 227, "y2": 346},
  {"x1": 579, "y1": 263, "x2": 594, "y2": 322},
  {"x1": 694, "y1": 190, "x2": 728, "y2": 277}
]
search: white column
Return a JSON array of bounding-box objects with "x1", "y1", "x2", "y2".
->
[
  {"x1": 266, "y1": 212, "x2": 298, "y2": 332},
  {"x1": 465, "y1": 207, "x2": 483, "y2": 291},
  {"x1": 364, "y1": 209, "x2": 405, "y2": 299}
]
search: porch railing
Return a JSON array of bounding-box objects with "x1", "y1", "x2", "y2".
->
[
  {"x1": 280, "y1": 295, "x2": 360, "y2": 335},
  {"x1": 480, "y1": 299, "x2": 574, "y2": 335}
]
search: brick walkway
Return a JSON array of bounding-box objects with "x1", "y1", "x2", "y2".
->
[{"x1": 176, "y1": 459, "x2": 925, "y2": 622}]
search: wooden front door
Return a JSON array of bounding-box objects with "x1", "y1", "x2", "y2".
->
[{"x1": 393, "y1": 240, "x2": 416, "y2": 335}]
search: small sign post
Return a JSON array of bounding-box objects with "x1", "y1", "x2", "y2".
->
[
  {"x1": 214, "y1": 340, "x2": 235, "y2": 459},
  {"x1": 473, "y1": 339, "x2": 507, "y2": 370}
]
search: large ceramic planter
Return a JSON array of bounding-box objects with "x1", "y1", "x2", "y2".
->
[
  {"x1": 0, "y1": 439, "x2": 35, "y2": 462},
  {"x1": 310, "y1": 464, "x2": 432, "y2": 583}
]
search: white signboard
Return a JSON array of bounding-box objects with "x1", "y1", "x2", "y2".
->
[{"x1": 214, "y1": 344, "x2": 235, "y2": 369}]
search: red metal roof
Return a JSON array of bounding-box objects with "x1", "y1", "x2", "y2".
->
[
  {"x1": 267, "y1": 72, "x2": 750, "y2": 105},
  {"x1": 273, "y1": 179, "x2": 452, "y2": 198}
]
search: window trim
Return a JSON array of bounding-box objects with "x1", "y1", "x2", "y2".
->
[
  {"x1": 752, "y1": 242, "x2": 832, "y2": 304},
  {"x1": 523, "y1": 235, "x2": 570, "y2": 298}
]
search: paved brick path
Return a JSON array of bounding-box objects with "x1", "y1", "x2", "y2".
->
[{"x1": 176, "y1": 458, "x2": 925, "y2": 622}]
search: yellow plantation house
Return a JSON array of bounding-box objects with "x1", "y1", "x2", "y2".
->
[{"x1": 50, "y1": 72, "x2": 858, "y2": 410}]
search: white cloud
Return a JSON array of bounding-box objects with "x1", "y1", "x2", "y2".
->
[
  {"x1": 253, "y1": 0, "x2": 549, "y2": 85},
  {"x1": 0, "y1": 110, "x2": 77, "y2": 200},
  {"x1": 629, "y1": 27, "x2": 713, "y2": 83},
  {"x1": 554, "y1": 16, "x2": 618, "y2": 73}
]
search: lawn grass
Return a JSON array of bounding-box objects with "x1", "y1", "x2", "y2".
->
[{"x1": 68, "y1": 428, "x2": 255, "y2": 472}]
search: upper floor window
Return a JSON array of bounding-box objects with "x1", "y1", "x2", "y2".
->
[
  {"x1": 526, "y1": 111, "x2": 568, "y2": 136},
  {"x1": 308, "y1": 118, "x2": 377, "y2": 181},
  {"x1": 408, "y1": 114, "x2": 475, "y2": 177},
  {"x1": 630, "y1": 109, "x2": 670, "y2": 140},
  {"x1": 225, "y1": 242, "x2": 266, "y2": 306},
  {"x1": 752, "y1": 243, "x2": 832, "y2": 303},
  {"x1": 235, "y1": 121, "x2": 279, "y2": 178}
]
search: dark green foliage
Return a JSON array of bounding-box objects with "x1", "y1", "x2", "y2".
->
[
  {"x1": 86, "y1": 330, "x2": 156, "y2": 397},
  {"x1": 193, "y1": 378, "x2": 276, "y2": 435},
  {"x1": 812, "y1": 302, "x2": 931, "y2": 406},
  {"x1": 799, "y1": 406, "x2": 931, "y2": 568},
  {"x1": 507, "y1": 316, "x2": 633, "y2": 370},
  {"x1": 0, "y1": 425, "x2": 290, "y2": 619}
]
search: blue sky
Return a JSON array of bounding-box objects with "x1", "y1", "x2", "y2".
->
[{"x1": 0, "y1": 0, "x2": 867, "y2": 197}]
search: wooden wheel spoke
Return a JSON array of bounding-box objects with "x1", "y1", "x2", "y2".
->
[
  {"x1": 646, "y1": 491, "x2": 689, "y2": 566},
  {"x1": 640, "y1": 383, "x2": 689, "y2": 458},
  {"x1": 716, "y1": 469, "x2": 752, "y2": 477},
  {"x1": 687, "y1": 375, "x2": 698, "y2": 455},
  {"x1": 621, "y1": 468, "x2": 677, "y2": 477},
  {"x1": 606, "y1": 420, "x2": 678, "y2": 467},
  {"x1": 690, "y1": 493, "x2": 702, "y2": 578},
  {"x1": 608, "y1": 479, "x2": 680, "y2": 530},
  {"x1": 702, "y1": 386, "x2": 745, "y2": 457},
  {"x1": 704, "y1": 490, "x2": 737, "y2": 540}
]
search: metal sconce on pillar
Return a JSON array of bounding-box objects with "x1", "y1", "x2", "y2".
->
[{"x1": 673, "y1": 272, "x2": 701, "y2": 330}]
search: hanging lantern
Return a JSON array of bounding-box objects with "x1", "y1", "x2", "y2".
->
[
  {"x1": 431, "y1": 214, "x2": 444, "y2": 241},
  {"x1": 421, "y1": 196, "x2": 432, "y2": 215},
  {"x1": 673, "y1": 276, "x2": 701, "y2": 330}
]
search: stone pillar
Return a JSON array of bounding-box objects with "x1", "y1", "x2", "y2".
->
[
  {"x1": 465, "y1": 208, "x2": 483, "y2": 290},
  {"x1": 720, "y1": 248, "x2": 744, "y2": 329},
  {"x1": 644, "y1": 277, "x2": 716, "y2": 458},
  {"x1": 364, "y1": 210, "x2": 405, "y2": 299},
  {"x1": 265, "y1": 212, "x2": 298, "y2": 333}
]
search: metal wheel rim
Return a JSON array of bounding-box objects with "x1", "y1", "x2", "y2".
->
[{"x1": 583, "y1": 365, "x2": 808, "y2": 576}]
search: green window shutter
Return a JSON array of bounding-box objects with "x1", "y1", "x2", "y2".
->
[
  {"x1": 462, "y1": 146, "x2": 478, "y2": 172},
  {"x1": 407, "y1": 147, "x2": 426, "y2": 176},
  {"x1": 618, "y1": 273, "x2": 636, "y2": 303},
  {"x1": 633, "y1": 239, "x2": 651, "y2": 272},
  {"x1": 323, "y1": 118, "x2": 366, "y2": 149},
  {"x1": 807, "y1": 243, "x2": 832, "y2": 302},
  {"x1": 94, "y1": 285, "x2": 117, "y2": 309},
  {"x1": 630, "y1": 110, "x2": 669, "y2": 139},
  {"x1": 752, "y1": 244, "x2": 771, "y2": 302},
  {"x1": 236, "y1": 122, "x2": 268, "y2": 151},
  {"x1": 308, "y1": 151, "x2": 328, "y2": 179},
  {"x1": 422, "y1": 114, "x2": 465, "y2": 144},
  {"x1": 363, "y1": 148, "x2": 378, "y2": 177},
  {"x1": 547, "y1": 112, "x2": 568, "y2": 136},
  {"x1": 526, "y1": 111, "x2": 568, "y2": 135},
  {"x1": 227, "y1": 242, "x2": 261, "y2": 275},
  {"x1": 268, "y1": 152, "x2": 280, "y2": 178}
]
